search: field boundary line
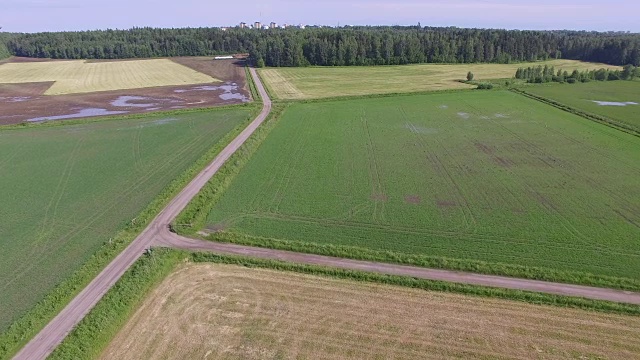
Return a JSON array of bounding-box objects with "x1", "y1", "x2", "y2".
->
[{"x1": 510, "y1": 88, "x2": 640, "y2": 138}]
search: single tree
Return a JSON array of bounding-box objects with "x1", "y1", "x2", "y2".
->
[{"x1": 467, "y1": 71, "x2": 474, "y2": 81}]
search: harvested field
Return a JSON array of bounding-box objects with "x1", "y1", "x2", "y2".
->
[
  {"x1": 204, "y1": 91, "x2": 640, "y2": 281},
  {"x1": 101, "y1": 264, "x2": 640, "y2": 359},
  {"x1": 0, "y1": 58, "x2": 216, "y2": 95},
  {"x1": 0, "y1": 58, "x2": 250, "y2": 125},
  {"x1": 521, "y1": 81, "x2": 640, "y2": 133},
  {"x1": 0, "y1": 107, "x2": 252, "y2": 332},
  {"x1": 259, "y1": 60, "x2": 620, "y2": 99}
]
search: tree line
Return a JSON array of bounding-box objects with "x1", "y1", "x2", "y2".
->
[
  {"x1": 0, "y1": 33, "x2": 13, "y2": 60},
  {"x1": 515, "y1": 64, "x2": 638, "y2": 83},
  {"x1": 3, "y1": 26, "x2": 640, "y2": 67}
]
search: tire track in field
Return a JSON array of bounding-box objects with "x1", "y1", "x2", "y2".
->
[
  {"x1": 361, "y1": 108, "x2": 387, "y2": 224},
  {"x1": 242, "y1": 211, "x2": 639, "y2": 258},
  {"x1": 2, "y1": 121, "x2": 218, "y2": 291},
  {"x1": 2, "y1": 137, "x2": 87, "y2": 290},
  {"x1": 400, "y1": 106, "x2": 475, "y2": 231}
]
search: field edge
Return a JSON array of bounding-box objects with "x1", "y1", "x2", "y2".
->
[
  {"x1": 48, "y1": 249, "x2": 640, "y2": 360},
  {"x1": 0, "y1": 105, "x2": 259, "y2": 360},
  {"x1": 511, "y1": 87, "x2": 640, "y2": 137}
]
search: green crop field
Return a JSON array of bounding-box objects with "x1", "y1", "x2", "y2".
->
[
  {"x1": 0, "y1": 108, "x2": 252, "y2": 331},
  {"x1": 521, "y1": 81, "x2": 640, "y2": 133},
  {"x1": 203, "y1": 91, "x2": 640, "y2": 281},
  {"x1": 258, "y1": 60, "x2": 620, "y2": 100}
]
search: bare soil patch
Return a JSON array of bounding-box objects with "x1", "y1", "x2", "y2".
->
[
  {"x1": 404, "y1": 195, "x2": 421, "y2": 204},
  {"x1": 101, "y1": 264, "x2": 640, "y2": 360},
  {"x1": 0, "y1": 58, "x2": 249, "y2": 125}
]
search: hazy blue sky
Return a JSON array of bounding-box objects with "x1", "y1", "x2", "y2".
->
[{"x1": 1, "y1": 0, "x2": 638, "y2": 33}]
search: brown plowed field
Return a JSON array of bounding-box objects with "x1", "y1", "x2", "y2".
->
[
  {"x1": 101, "y1": 264, "x2": 640, "y2": 360},
  {"x1": 0, "y1": 57, "x2": 250, "y2": 125}
]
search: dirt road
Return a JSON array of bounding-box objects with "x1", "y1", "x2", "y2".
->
[
  {"x1": 13, "y1": 68, "x2": 271, "y2": 360},
  {"x1": 14, "y1": 68, "x2": 640, "y2": 360},
  {"x1": 155, "y1": 235, "x2": 640, "y2": 305}
]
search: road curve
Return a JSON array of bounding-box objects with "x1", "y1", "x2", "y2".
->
[
  {"x1": 155, "y1": 235, "x2": 640, "y2": 306},
  {"x1": 13, "y1": 68, "x2": 272, "y2": 360}
]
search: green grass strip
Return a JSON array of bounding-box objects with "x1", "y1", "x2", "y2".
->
[
  {"x1": 245, "y1": 65, "x2": 260, "y2": 102},
  {"x1": 49, "y1": 249, "x2": 640, "y2": 359},
  {"x1": 203, "y1": 232, "x2": 640, "y2": 293},
  {"x1": 0, "y1": 105, "x2": 259, "y2": 360}
]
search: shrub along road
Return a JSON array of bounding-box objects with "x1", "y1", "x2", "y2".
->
[{"x1": 14, "y1": 68, "x2": 640, "y2": 360}]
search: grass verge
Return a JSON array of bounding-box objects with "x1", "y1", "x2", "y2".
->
[
  {"x1": 49, "y1": 249, "x2": 640, "y2": 359},
  {"x1": 245, "y1": 66, "x2": 260, "y2": 102},
  {"x1": 173, "y1": 103, "x2": 287, "y2": 230},
  {"x1": 202, "y1": 232, "x2": 640, "y2": 292},
  {"x1": 0, "y1": 105, "x2": 260, "y2": 360}
]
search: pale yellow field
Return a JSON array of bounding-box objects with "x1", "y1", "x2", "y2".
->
[
  {"x1": 101, "y1": 264, "x2": 640, "y2": 360},
  {"x1": 0, "y1": 59, "x2": 219, "y2": 95},
  {"x1": 259, "y1": 59, "x2": 621, "y2": 99}
]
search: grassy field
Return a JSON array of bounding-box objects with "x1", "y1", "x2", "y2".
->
[
  {"x1": 0, "y1": 59, "x2": 218, "y2": 95},
  {"x1": 100, "y1": 263, "x2": 640, "y2": 359},
  {"x1": 259, "y1": 60, "x2": 620, "y2": 99},
  {"x1": 521, "y1": 81, "x2": 640, "y2": 134},
  {"x1": 201, "y1": 91, "x2": 640, "y2": 281},
  {"x1": 0, "y1": 108, "x2": 252, "y2": 332}
]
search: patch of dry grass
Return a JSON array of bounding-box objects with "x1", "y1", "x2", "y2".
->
[
  {"x1": 259, "y1": 60, "x2": 620, "y2": 99},
  {"x1": 0, "y1": 59, "x2": 219, "y2": 95},
  {"x1": 101, "y1": 264, "x2": 640, "y2": 359}
]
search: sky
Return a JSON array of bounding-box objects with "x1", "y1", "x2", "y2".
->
[{"x1": 1, "y1": 0, "x2": 639, "y2": 33}]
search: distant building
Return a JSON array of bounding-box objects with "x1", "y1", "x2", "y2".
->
[
  {"x1": 220, "y1": 27, "x2": 228, "y2": 31},
  {"x1": 281, "y1": 24, "x2": 288, "y2": 29},
  {"x1": 214, "y1": 55, "x2": 234, "y2": 60},
  {"x1": 239, "y1": 22, "x2": 246, "y2": 29},
  {"x1": 270, "y1": 22, "x2": 277, "y2": 29},
  {"x1": 254, "y1": 21, "x2": 261, "y2": 29},
  {"x1": 262, "y1": 25, "x2": 270, "y2": 30},
  {"x1": 298, "y1": 24, "x2": 306, "y2": 29}
]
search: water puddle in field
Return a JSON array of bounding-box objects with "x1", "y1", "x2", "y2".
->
[
  {"x1": 592, "y1": 101, "x2": 638, "y2": 106},
  {"x1": 149, "y1": 118, "x2": 179, "y2": 125},
  {"x1": 27, "y1": 108, "x2": 128, "y2": 122},
  {"x1": 405, "y1": 123, "x2": 438, "y2": 134},
  {"x1": 0, "y1": 96, "x2": 31, "y2": 102},
  {"x1": 117, "y1": 118, "x2": 181, "y2": 130},
  {"x1": 111, "y1": 95, "x2": 182, "y2": 108},
  {"x1": 174, "y1": 82, "x2": 249, "y2": 102}
]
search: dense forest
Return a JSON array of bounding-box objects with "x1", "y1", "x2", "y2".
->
[
  {"x1": 3, "y1": 26, "x2": 640, "y2": 67},
  {"x1": 0, "y1": 33, "x2": 13, "y2": 60}
]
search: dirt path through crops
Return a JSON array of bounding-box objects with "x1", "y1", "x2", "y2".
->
[{"x1": 13, "y1": 68, "x2": 640, "y2": 360}]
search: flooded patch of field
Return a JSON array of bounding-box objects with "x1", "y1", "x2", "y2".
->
[
  {"x1": 111, "y1": 95, "x2": 182, "y2": 108},
  {"x1": 27, "y1": 108, "x2": 128, "y2": 122},
  {"x1": 0, "y1": 96, "x2": 32, "y2": 102},
  {"x1": 592, "y1": 100, "x2": 638, "y2": 106},
  {"x1": 174, "y1": 82, "x2": 249, "y2": 102}
]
